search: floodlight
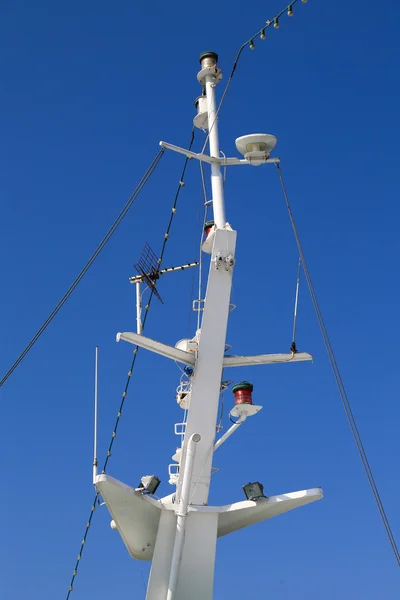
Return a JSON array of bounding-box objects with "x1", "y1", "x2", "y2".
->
[
  {"x1": 242, "y1": 481, "x2": 266, "y2": 501},
  {"x1": 137, "y1": 475, "x2": 161, "y2": 495}
]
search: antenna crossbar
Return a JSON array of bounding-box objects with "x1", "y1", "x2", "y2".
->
[{"x1": 129, "y1": 262, "x2": 199, "y2": 284}]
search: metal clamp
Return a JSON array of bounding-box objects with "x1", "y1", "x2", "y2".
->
[
  {"x1": 192, "y1": 299, "x2": 205, "y2": 312},
  {"x1": 174, "y1": 423, "x2": 187, "y2": 436},
  {"x1": 213, "y1": 253, "x2": 235, "y2": 271}
]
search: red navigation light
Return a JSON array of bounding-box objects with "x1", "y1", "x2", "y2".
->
[
  {"x1": 204, "y1": 220, "x2": 215, "y2": 238},
  {"x1": 232, "y1": 381, "x2": 253, "y2": 406}
]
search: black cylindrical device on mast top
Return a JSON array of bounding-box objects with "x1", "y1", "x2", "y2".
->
[{"x1": 199, "y1": 51, "x2": 218, "y2": 69}]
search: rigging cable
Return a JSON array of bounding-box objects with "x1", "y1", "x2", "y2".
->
[
  {"x1": 276, "y1": 162, "x2": 400, "y2": 567},
  {"x1": 202, "y1": 0, "x2": 305, "y2": 154},
  {"x1": 197, "y1": 161, "x2": 210, "y2": 331},
  {"x1": 0, "y1": 148, "x2": 165, "y2": 389},
  {"x1": 186, "y1": 159, "x2": 208, "y2": 335},
  {"x1": 65, "y1": 128, "x2": 195, "y2": 598},
  {"x1": 290, "y1": 257, "x2": 301, "y2": 353},
  {"x1": 1, "y1": 1, "x2": 304, "y2": 389}
]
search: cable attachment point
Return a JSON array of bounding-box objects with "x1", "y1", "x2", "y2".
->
[
  {"x1": 291, "y1": 257, "x2": 301, "y2": 355},
  {"x1": 213, "y1": 252, "x2": 235, "y2": 272}
]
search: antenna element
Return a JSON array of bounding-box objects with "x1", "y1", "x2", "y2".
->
[
  {"x1": 134, "y1": 243, "x2": 164, "y2": 304},
  {"x1": 93, "y1": 346, "x2": 99, "y2": 483}
]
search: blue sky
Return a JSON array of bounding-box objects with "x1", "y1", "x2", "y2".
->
[{"x1": 1, "y1": 0, "x2": 399, "y2": 598}]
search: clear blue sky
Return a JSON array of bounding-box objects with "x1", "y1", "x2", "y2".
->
[{"x1": 1, "y1": 1, "x2": 399, "y2": 598}]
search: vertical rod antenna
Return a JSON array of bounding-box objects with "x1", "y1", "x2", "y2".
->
[
  {"x1": 136, "y1": 281, "x2": 143, "y2": 334},
  {"x1": 291, "y1": 258, "x2": 301, "y2": 353},
  {"x1": 93, "y1": 345, "x2": 99, "y2": 483}
]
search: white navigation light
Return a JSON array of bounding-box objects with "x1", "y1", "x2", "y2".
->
[{"x1": 235, "y1": 133, "x2": 277, "y2": 166}]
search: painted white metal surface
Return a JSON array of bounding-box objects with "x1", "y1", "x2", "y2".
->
[
  {"x1": 93, "y1": 346, "x2": 98, "y2": 483},
  {"x1": 229, "y1": 403, "x2": 262, "y2": 419},
  {"x1": 159, "y1": 140, "x2": 279, "y2": 166},
  {"x1": 205, "y1": 71, "x2": 226, "y2": 229},
  {"x1": 95, "y1": 474, "x2": 161, "y2": 560},
  {"x1": 216, "y1": 488, "x2": 323, "y2": 537},
  {"x1": 144, "y1": 487, "x2": 322, "y2": 598},
  {"x1": 159, "y1": 141, "x2": 216, "y2": 165},
  {"x1": 95, "y1": 475, "x2": 322, "y2": 565},
  {"x1": 146, "y1": 510, "x2": 219, "y2": 600},
  {"x1": 148, "y1": 61, "x2": 236, "y2": 599},
  {"x1": 167, "y1": 434, "x2": 200, "y2": 600},
  {"x1": 98, "y1": 51, "x2": 323, "y2": 600},
  {"x1": 235, "y1": 133, "x2": 277, "y2": 156},
  {"x1": 223, "y1": 351, "x2": 313, "y2": 367},
  {"x1": 117, "y1": 332, "x2": 195, "y2": 365},
  {"x1": 178, "y1": 228, "x2": 237, "y2": 505},
  {"x1": 175, "y1": 512, "x2": 218, "y2": 600},
  {"x1": 213, "y1": 395, "x2": 263, "y2": 452},
  {"x1": 214, "y1": 420, "x2": 245, "y2": 451},
  {"x1": 146, "y1": 509, "x2": 176, "y2": 599}
]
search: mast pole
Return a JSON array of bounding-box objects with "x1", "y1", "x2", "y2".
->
[
  {"x1": 93, "y1": 345, "x2": 98, "y2": 483},
  {"x1": 135, "y1": 281, "x2": 142, "y2": 334},
  {"x1": 147, "y1": 51, "x2": 237, "y2": 600},
  {"x1": 166, "y1": 433, "x2": 201, "y2": 600},
  {"x1": 202, "y1": 53, "x2": 226, "y2": 228},
  {"x1": 146, "y1": 51, "x2": 236, "y2": 600},
  {"x1": 177, "y1": 50, "x2": 234, "y2": 507}
]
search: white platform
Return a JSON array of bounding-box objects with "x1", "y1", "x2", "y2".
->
[
  {"x1": 215, "y1": 488, "x2": 323, "y2": 536},
  {"x1": 95, "y1": 474, "x2": 323, "y2": 561},
  {"x1": 95, "y1": 474, "x2": 162, "y2": 560}
]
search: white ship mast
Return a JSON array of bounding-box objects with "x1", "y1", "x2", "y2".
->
[{"x1": 95, "y1": 51, "x2": 322, "y2": 600}]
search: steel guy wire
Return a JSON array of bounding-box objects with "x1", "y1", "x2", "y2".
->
[
  {"x1": 187, "y1": 161, "x2": 207, "y2": 336},
  {"x1": 276, "y1": 162, "x2": 400, "y2": 567},
  {"x1": 197, "y1": 161, "x2": 209, "y2": 331},
  {"x1": 202, "y1": 0, "x2": 305, "y2": 154},
  {"x1": 291, "y1": 257, "x2": 302, "y2": 352},
  {"x1": 0, "y1": 148, "x2": 165, "y2": 389},
  {"x1": 65, "y1": 129, "x2": 196, "y2": 599}
]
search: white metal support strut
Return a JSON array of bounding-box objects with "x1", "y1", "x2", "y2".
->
[{"x1": 167, "y1": 433, "x2": 201, "y2": 600}]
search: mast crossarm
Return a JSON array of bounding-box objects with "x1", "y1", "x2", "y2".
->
[
  {"x1": 160, "y1": 141, "x2": 215, "y2": 164},
  {"x1": 162, "y1": 487, "x2": 323, "y2": 533},
  {"x1": 116, "y1": 332, "x2": 195, "y2": 366},
  {"x1": 160, "y1": 140, "x2": 279, "y2": 166},
  {"x1": 214, "y1": 487, "x2": 323, "y2": 537},
  {"x1": 223, "y1": 351, "x2": 312, "y2": 367}
]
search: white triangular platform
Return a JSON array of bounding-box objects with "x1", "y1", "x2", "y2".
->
[
  {"x1": 95, "y1": 474, "x2": 162, "y2": 560},
  {"x1": 95, "y1": 474, "x2": 322, "y2": 561},
  {"x1": 214, "y1": 488, "x2": 322, "y2": 536}
]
